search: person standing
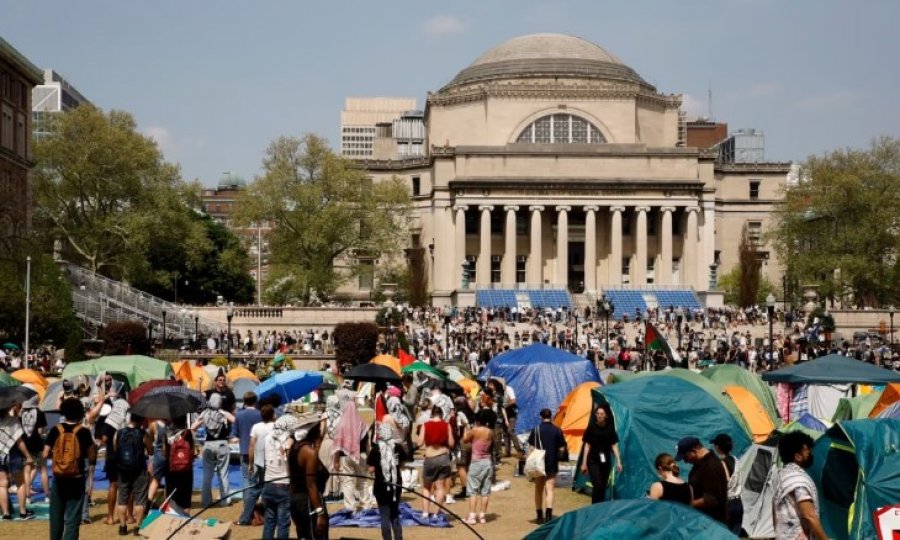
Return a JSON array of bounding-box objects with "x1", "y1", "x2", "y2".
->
[
  {"x1": 163, "y1": 416, "x2": 195, "y2": 511},
  {"x1": 332, "y1": 400, "x2": 372, "y2": 513},
  {"x1": 21, "y1": 396, "x2": 49, "y2": 503},
  {"x1": 261, "y1": 415, "x2": 298, "y2": 539},
  {"x1": 232, "y1": 392, "x2": 262, "y2": 519},
  {"x1": 527, "y1": 409, "x2": 566, "y2": 524},
  {"x1": 146, "y1": 418, "x2": 169, "y2": 508},
  {"x1": 191, "y1": 393, "x2": 235, "y2": 508},
  {"x1": 773, "y1": 431, "x2": 827, "y2": 540},
  {"x1": 44, "y1": 397, "x2": 96, "y2": 540},
  {"x1": 205, "y1": 373, "x2": 237, "y2": 414},
  {"x1": 648, "y1": 453, "x2": 692, "y2": 505},
  {"x1": 580, "y1": 405, "x2": 622, "y2": 504},
  {"x1": 462, "y1": 410, "x2": 493, "y2": 525},
  {"x1": 288, "y1": 413, "x2": 329, "y2": 540},
  {"x1": 7, "y1": 402, "x2": 35, "y2": 520},
  {"x1": 711, "y1": 434, "x2": 744, "y2": 536},
  {"x1": 0, "y1": 403, "x2": 34, "y2": 520},
  {"x1": 367, "y1": 423, "x2": 403, "y2": 540},
  {"x1": 417, "y1": 406, "x2": 454, "y2": 519},
  {"x1": 239, "y1": 403, "x2": 275, "y2": 526},
  {"x1": 676, "y1": 436, "x2": 728, "y2": 524},
  {"x1": 114, "y1": 413, "x2": 151, "y2": 536}
]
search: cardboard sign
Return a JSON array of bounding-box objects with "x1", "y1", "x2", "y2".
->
[{"x1": 139, "y1": 514, "x2": 232, "y2": 540}]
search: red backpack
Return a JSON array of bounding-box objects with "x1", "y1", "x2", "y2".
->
[{"x1": 168, "y1": 432, "x2": 192, "y2": 473}]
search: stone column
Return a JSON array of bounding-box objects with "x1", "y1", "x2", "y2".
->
[
  {"x1": 634, "y1": 206, "x2": 649, "y2": 286},
  {"x1": 684, "y1": 206, "x2": 700, "y2": 288},
  {"x1": 454, "y1": 205, "x2": 468, "y2": 286},
  {"x1": 584, "y1": 206, "x2": 599, "y2": 292},
  {"x1": 477, "y1": 205, "x2": 493, "y2": 285},
  {"x1": 556, "y1": 206, "x2": 571, "y2": 287},
  {"x1": 503, "y1": 205, "x2": 519, "y2": 284},
  {"x1": 528, "y1": 206, "x2": 544, "y2": 284},
  {"x1": 659, "y1": 206, "x2": 675, "y2": 285},
  {"x1": 702, "y1": 203, "x2": 716, "y2": 291},
  {"x1": 609, "y1": 206, "x2": 624, "y2": 285}
]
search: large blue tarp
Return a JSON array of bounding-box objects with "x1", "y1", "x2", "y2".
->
[{"x1": 478, "y1": 343, "x2": 601, "y2": 435}]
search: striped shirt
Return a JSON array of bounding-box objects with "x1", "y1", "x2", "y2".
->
[{"x1": 773, "y1": 462, "x2": 819, "y2": 540}]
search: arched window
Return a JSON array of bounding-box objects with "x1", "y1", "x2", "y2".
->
[{"x1": 515, "y1": 114, "x2": 606, "y2": 144}]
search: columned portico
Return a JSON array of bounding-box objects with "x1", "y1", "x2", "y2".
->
[
  {"x1": 556, "y1": 206, "x2": 570, "y2": 286},
  {"x1": 584, "y1": 206, "x2": 599, "y2": 291},
  {"x1": 609, "y1": 206, "x2": 624, "y2": 285},
  {"x1": 477, "y1": 205, "x2": 494, "y2": 284},
  {"x1": 454, "y1": 205, "x2": 468, "y2": 285},
  {"x1": 634, "y1": 206, "x2": 649, "y2": 286},
  {"x1": 503, "y1": 205, "x2": 519, "y2": 283},
  {"x1": 528, "y1": 205, "x2": 544, "y2": 284},
  {"x1": 659, "y1": 206, "x2": 675, "y2": 284}
]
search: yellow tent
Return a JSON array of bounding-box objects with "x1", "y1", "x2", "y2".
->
[
  {"x1": 12, "y1": 368, "x2": 48, "y2": 389},
  {"x1": 553, "y1": 381, "x2": 601, "y2": 456},
  {"x1": 869, "y1": 383, "x2": 900, "y2": 418},
  {"x1": 457, "y1": 378, "x2": 480, "y2": 399},
  {"x1": 371, "y1": 354, "x2": 401, "y2": 376},
  {"x1": 723, "y1": 385, "x2": 775, "y2": 442},
  {"x1": 227, "y1": 367, "x2": 259, "y2": 384}
]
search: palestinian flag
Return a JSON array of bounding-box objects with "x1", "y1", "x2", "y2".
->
[{"x1": 645, "y1": 321, "x2": 682, "y2": 364}]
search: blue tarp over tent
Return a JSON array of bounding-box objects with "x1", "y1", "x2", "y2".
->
[{"x1": 478, "y1": 343, "x2": 601, "y2": 435}]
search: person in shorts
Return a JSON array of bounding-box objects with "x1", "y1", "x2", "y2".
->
[
  {"x1": 462, "y1": 410, "x2": 494, "y2": 525},
  {"x1": 417, "y1": 406, "x2": 454, "y2": 519},
  {"x1": 114, "y1": 414, "x2": 151, "y2": 536}
]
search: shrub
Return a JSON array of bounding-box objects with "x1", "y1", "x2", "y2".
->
[{"x1": 333, "y1": 321, "x2": 379, "y2": 368}]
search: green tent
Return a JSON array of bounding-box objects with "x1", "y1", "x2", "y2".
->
[
  {"x1": 525, "y1": 499, "x2": 736, "y2": 540},
  {"x1": 62, "y1": 355, "x2": 173, "y2": 389},
  {"x1": 576, "y1": 375, "x2": 752, "y2": 499},
  {"x1": 830, "y1": 390, "x2": 882, "y2": 422},
  {"x1": 808, "y1": 419, "x2": 900, "y2": 540},
  {"x1": 762, "y1": 354, "x2": 900, "y2": 385},
  {"x1": 0, "y1": 371, "x2": 20, "y2": 387},
  {"x1": 701, "y1": 364, "x2": 780, "y2": 425},
  {"x1": 636, "y1": 368, "x2": 752, "y2": 435}
]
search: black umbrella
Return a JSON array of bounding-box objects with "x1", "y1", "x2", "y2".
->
[
  {"x1": 144, "y1": 385, "x2": 208, "y2": 407},
  {"x1": 0, "y1": 385, "x2": 37, "y2": 410},
  {"x1": 345, "y1": 363, "x2": 402, "y2": 384},
  {"x1": 422, "y1": 378, "x2": 464, "y2": 394},
  {"x1": 132, "y1": 392, "x2": 202, "y2": 420}
]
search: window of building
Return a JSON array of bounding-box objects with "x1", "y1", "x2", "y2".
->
[
  {"x1": 465, "y1": 211, "x2": 478, "y2": 235},
  {"x1": 516, "y1": 114, "x2": 606, "y2": 144},
  {"x1": 516, "y1": 212, "x2": 527, "y2": 236},
  {"x1": 647, "y1": 258, "x2": 656, "y2": 284},
  {"x1": 750, "y1": 180, "x2": 760, "y2": 200},
  {"x1": 411, "y1": 176, "x2": 420, "y2": 196},
  {"x1": 621, "y1": 257, "x2": 631, "y2": 285},
  {"x1": 411, "y1": 234, "x2": 421, "y2": 248},
  {"x1": 490, "y1": 255, "x2": 501, "y2": 283},
  {"x1": 516, "y1": 255, "x2": 527, "y2": 284},
  {"x1": 358, "y1": 260, "x2": 374, "y2": 290},
  {"x1": 747, "y1": 221, "x2": 762, "y2": 245},
  {"x1": 0, "y1": 104, "x2": 12, "y2": 150},
  {"x1": 15, "y1": 112, "x2": 25, "y2": 157}
]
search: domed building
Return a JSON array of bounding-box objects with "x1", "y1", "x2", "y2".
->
[{"x1": 356, "y1": 34, "x2": 789, "y2": 309}]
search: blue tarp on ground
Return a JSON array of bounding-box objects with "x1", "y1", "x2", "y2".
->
[
  {"x1": 478, "y1": 343, "x2": 601, "y2": 435},
  {"x1": 329, "y1": 502, "x2": 450, "y2": 528}
]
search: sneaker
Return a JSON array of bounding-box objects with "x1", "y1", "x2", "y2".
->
[
  {"x1": 444, "y1": 495, "x2": 456, "y2": 504},
  {"x1": 2, "y1": 514, "x2": 12, "y2": 521},
  {"x1": 18, "y1": 511, "x2": 35, "y2": 521},
  {"x1": 464, "y1": 514, "x2": 477, "y2": 525},
  {"x1": 119, "y1": 525, "x2": 128, "y2": 536}
]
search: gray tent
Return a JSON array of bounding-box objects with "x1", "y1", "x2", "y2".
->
[{"x1": 738, "y1": 443, "x2": 778, "y2": 539}]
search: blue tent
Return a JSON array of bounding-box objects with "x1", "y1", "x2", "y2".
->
[
  {"x1": 579, "y1": 375, "x2": 752, "y2": 499},
  {"x1": 524, "y1": 499, "x2": 736, "y2": 540},
  {"x1": 479, "y1": 343, "x2": 600, "y2": 434}
]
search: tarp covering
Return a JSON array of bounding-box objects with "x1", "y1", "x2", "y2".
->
[
  {"x1": 808, "y1": 419, "x2": 900, "y2": 540},
  {"x1": 831, "y1": 390, "x2": 882, "y2": 422},
  {"x1": 62, "y1": 355, "x2": 173, "y2": 389},
  {"x1": 869, "y1": 382, "x2": 900, "y2": 418},
  {"x1": 808, "y1": 383, "x2": 852, "y2": 421},
  {"x1": 328, "y1": 502, "x2": 449, "y2": 529},
  {"x1": 524, "y1": 499, "x2": 736, "y2": 540},
  {"x1": 761, "y1": 354, "x2": 900, "y2": 385},
  {"x1": 702, "y1": 364, "x2": 780, "y2": 424},
  {"x1": 584, "y1": 376, "x2": 752, "y2": 499},
  {"x1": 554, "y1": 381, "x2": 601, "y2": 457},
  {"x1": 478, "y1": 343, "x2": 600, "y2": 435}
]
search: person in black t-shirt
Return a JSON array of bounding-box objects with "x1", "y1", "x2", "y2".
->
[
  {"x1": 205, "y1": 373, "x2": 237, "y2": 413},
  {"x1": 676, "y1": 436, "x2": 728, "y2": 524},
  {"x1": 44, "y1": 398, "x2": 96, "y2": 540},
  {"x1": 580, "y1": 405, "x2": 622, "y2": 504}
]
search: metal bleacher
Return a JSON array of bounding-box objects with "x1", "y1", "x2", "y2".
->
[
  {"x1": 475, "y1": 286, "x2": 572, "y2": 309},
  {"x1": 602, "y1": 287, "x2": 702, "y2": 319}
]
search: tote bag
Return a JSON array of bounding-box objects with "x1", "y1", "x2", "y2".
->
[{"x1": 524, "y1": 427, "x2": 546, "y2": 479}]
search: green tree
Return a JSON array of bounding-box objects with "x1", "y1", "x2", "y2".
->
[
  {"x1": 738, "y1": 225, "x2": 762, "y2": 308},
  {"x1": 237, "y1": 134, "x2": 411, "y2": 304},
  {"x1": 0, "y1": 251, "x2": 77, "y2": 347},
  {"x1": 718, "y1": 264, "x2": 777, "y2": 307},
  {"x1": 770, "y1": 137, "x2": 900, "y2": 307}
]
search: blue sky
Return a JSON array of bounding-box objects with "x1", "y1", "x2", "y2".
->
[{"x1": 4, "y1": 0, "x2": 898, "y2": 186}]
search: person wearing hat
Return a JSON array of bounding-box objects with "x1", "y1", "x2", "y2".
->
[
  {"x1": 675, "y1": 436, "x2": 728, "y2": 524},
  {"x1": 711, "y1": 433, "x2": 743, "y2": 536}
]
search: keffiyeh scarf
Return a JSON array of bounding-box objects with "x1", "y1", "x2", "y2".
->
[
  {"x1": 377, "y1": 423, "x2": 398, "y2": 496},
  {"x1": 387, "y1": 396, "x2": 411, "y2": 431}
]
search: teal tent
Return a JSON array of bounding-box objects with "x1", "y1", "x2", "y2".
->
[
  {"x1": 576, "y1": 375, "x2": 752, "y2": 498},
  {"x1": 524, "y1": 499, "x2": 736, "y2": 540},
  {"x1": 762, "y1": 354, "x2": 900, "y2": 385},
  {"x1": 702, "y1": 364, "x2": 780, "y2": 424},
  {"x1": 830, "y1": 391, "x2": 882, "y2": 422},
  {"x1": 62, "y1": 355, "x2": 173, "y2": 390},
  {"x1": 808, "y1": 419, "x2": 900, "y2": 540}
]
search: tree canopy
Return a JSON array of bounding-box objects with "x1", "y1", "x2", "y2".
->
[
  {"x1": 237, "y1": 134, "x2": 411, "y2": 304},
  {"x1": 770, "y1": 136, "x2": 900, "y2": 307}
]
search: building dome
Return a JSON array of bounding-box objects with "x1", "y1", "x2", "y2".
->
[
  {"x1": 441, "y1": 33, "x2": 651, "y2": 92},
  {"x1": 218, "y1": 172, "x2": 246, "y2": 189}
]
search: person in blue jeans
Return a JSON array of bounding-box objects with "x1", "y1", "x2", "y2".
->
[
  {"x1": 261, "y1": 415, "x2": 304, "y2": 539},
  {"x1": 44, "y1": 398, "x2": 96, "y2": 540},
  {"x1": 232, "y1": 392, "x2": 262, "y2": 521},
  {"x1": 191, "y1": 393, "x2": 235, "y2": 508}
]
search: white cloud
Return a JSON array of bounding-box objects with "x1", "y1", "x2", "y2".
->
[
  {"x1": 422, "y1": 15, "x2": 466, "y2": 38},
  {"x1": 797, "y1": 90, "x2": 857, "y2": 111},
  {"x1": 680, "y1": 93, "x2": 708, "y2": 118},
  {"x1": 145, "y1": 125, "x2": 175, "y2": 154}
]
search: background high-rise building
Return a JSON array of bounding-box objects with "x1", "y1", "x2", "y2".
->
[
  {"x1": 32, "y1": 69, "x2": 91, "y2": 139},
  {"x1": 340, "y1": 97, "x2": 416, "y2": 158}
]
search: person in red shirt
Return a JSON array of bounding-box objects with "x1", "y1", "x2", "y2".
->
[{"x1": 416, "y1": 406, "x2": 455, "y2": 519}]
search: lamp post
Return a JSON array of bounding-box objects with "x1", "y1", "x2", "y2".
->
[
  {"x1": 194, "y1": 311, "x2": 199, "y2": 349},
  {"x1": 675, "y1": 307, "x2": 684, "y2": 351},
  {"x1": 24, "y1": 256, "x2": 31, "y2": 369},
  {"x1": 598, "y1": 294, "x2": 612, "y2": 356},
  {"x1": 161, "y1": 310, "x2": 167, "y2": 349},
  {"x1": 180, "y1": 308, "x2": 187, "y2": 346},
  {"x1": 147, "y1": 321, "x2": 154, "y2": 356},
  {"x1": 226, "y1": 303, "x2": 234, "y2": 364},
  {"x1": 767, "y1": 293, "x2": 776, "y2": 365},
  {"x1": 889, "y1": 306, "x2": 895, "y2": 351}
]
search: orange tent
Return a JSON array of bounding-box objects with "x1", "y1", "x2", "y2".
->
[
  {"x1": 457, "y1": 378, "x2": 480, "y2": 399},
  {"x1": 723, "y1": 385, "x2": 776, "y2": 442},
  {"x1": 227, "y1": 367, "x2": 259, "y2": 384},
  {"x1": 171, "y1": 361, "x2": 212, "y2": 392},
  {"x1": 12, "y1": 369, "x2": 48, "y2": 389},
  {"x1": 371, "y1": 354, "x2": 401, "y2": 376},
  {"x1": 554, "y1": 381, "x2": 601, "y2": 456},
  {"x1": 869, "y1": 383, "x2": 900, "y2": 418}
]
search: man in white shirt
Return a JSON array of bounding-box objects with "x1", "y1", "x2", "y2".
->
[{"x1": 238, "y1": 404, "x2": 275, "y2": 526}]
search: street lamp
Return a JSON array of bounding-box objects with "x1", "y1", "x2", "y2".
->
[
  {"x1": 147, "y1": 321, "x2": 154, "y2": 356},
  {"x1": 194, "y1": 310, "x2": 199, "y2": 349},
  {"x1": 226, "y1": 303, "x2": 234, "y2": 364},
  {"x1": 597, "y1": 294, "x2": 613, "y2": 356},
  {"x1": 889, "y1": 306, "x2": 895, "y2": 351},
  {"x1": 766, "y1": 293, "x2": 776, "y2": 365},
  {"x1": 675, "y1": 307, "x2": 684, "y2": 351},
  {"x1": 161, "y1": 310, "x2": 167, "y2": 349},
  {"x1": 180, "y1": 308, "x2": 187, "y2": 346}
]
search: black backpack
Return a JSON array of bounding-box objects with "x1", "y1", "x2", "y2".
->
[{"x1": 116, "y1": 427, "x2": 146, "y2": 472}]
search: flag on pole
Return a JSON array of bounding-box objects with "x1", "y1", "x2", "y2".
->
[
  {"x1": 397, "y1": 348, "x2": 415, "y2": 368},
  {"x1": 645, "y1": 321, "x2": 682, "y2": 365}
]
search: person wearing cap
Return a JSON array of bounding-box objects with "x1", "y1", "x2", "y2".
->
[
  {"x1": 711, "y1": 433, "x2": 744, "y2": 536},
  {"x1": 675, "y1": 436, "x2": 728, "y2": 524}
]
